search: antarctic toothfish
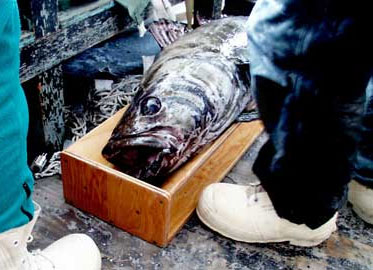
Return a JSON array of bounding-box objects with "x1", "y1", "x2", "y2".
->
[{"x1": 102, "y1": 17, "x2": 253, "y2": 182}]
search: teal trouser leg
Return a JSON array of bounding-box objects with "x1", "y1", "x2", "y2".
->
[{"x1": 0, "y1": 0, "x2": 35, "y2": 233}]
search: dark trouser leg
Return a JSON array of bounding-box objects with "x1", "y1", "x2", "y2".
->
[
  {"x1": 353, "y1": 77, "x2": 373, "y2": 189},
  {"x1": 247, "y1": 0, "x2": 371, "y2": 229}
]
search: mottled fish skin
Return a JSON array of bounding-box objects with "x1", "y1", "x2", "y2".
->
[{"x1": 102, "y1": 17, "x2": 252, "y2": 181}]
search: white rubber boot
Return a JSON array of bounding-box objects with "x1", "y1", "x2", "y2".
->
[
  {"x1": 348, "y1": 180, "x2": 373, "y2": 224},
  {"x1": 197, "y1": 183, "x2": 338, "y2": 247},
  {"x1": 0, "y1": 202, "x2": 101, "y2": 270}
]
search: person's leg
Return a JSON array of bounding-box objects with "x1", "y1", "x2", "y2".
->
[
  {"x1": 0, "y1": 0, "x2": 35, "y2": 234},
  {"x1": 197, "y1": 0, "x2": 371, "y2": 245},
  {"x1": 0, "y1": 1, "x2": 101, "y2": 269},
  {"x1": 0, "y1": 202, "x2": 102, "y2": 270},
  {"x1": 349, "y1": 77, "x2": 373, "y2": 224}
]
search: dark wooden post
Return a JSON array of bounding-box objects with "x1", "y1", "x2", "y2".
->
[
  {"x1": 37, "y1": 65, "x2": 66, "y2": 152},
  {"x1": 28, "y1": 0, "x2": 62, "y2": 155},
  {"x1": 31, "y1": 0, "x2": 59, "y2": 38}
]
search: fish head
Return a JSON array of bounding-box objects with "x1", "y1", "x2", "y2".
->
[{"x1": 102, "y1": 81, "x2": 204, "y2": 180}]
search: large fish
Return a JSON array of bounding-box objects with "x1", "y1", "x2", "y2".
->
[{"x1": 102, "y1": 17, "x2": 253, "y2": 182}]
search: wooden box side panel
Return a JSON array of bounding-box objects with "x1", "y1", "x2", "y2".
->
[
  {"x1": 61, "y1": 152, "x2": 171, "y2": 246},
  {"x1": 161, "y1": 124, "x2": 238, "y2": 193},
  {"x1": 167, "y1": 121, "x2": 263, "y2": 240}
]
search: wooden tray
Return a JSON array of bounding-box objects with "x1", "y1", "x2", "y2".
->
[{"x1": 61, "y1": 107, "x2": 263, "y2": 246}]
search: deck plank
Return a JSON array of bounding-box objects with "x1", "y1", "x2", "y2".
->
[{"x1": 30, "y1": 134, "x2": 373, "y2": 270}]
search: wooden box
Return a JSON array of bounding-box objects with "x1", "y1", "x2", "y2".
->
[{"x1": 61, "y1": 108, "x2": 263, "y2": 246}]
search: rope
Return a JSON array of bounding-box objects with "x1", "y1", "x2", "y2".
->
[{"x1": 33, "y1": 75, "x2": 142, "y2": 179}]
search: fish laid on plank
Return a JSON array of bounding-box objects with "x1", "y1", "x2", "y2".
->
[{"x1": 102, "y1": 17, "x2": 254, "y2": 182}]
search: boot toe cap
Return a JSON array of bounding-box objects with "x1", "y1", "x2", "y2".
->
[
  {"x1": 42, "y1": 233, "x2": 101, "y2": 270},
  {"x1": 197, "y1": 183, "x2": 262, "y2": 240}
]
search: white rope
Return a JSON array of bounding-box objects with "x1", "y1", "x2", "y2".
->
[
  {"x1": 87, "y1": 75, "x2": 142, "y2": 127},
  {"x1": 34, "y1": 75, "x2": 142, "y2": 179},
  {"x1": 34, "y1": 152, "x2": 61, "y2": 179}
]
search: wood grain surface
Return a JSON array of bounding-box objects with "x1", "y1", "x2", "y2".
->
[{"x1": 61, "y1": 107, "x2": 263, "y2": 245}]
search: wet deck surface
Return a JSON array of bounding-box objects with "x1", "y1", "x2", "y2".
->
[{"x1": 30, "y1": 134, "x2": 373, "y2": 270}]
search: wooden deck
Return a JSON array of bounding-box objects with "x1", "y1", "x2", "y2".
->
[{"x1": 30, "y1": 134, "x2": 373, "y2": 270}]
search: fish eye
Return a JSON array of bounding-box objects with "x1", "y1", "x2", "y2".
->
[{"x1": 140, "y1": 97, "x2": 162, "y2": 115}]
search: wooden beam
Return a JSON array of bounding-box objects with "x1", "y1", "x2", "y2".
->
[
  {"x1": 20, "y1": 6, "x2": 134, "y2": 83},
  {"x1": 58, "y1": 0, "x2": 114, "y2": 28}
]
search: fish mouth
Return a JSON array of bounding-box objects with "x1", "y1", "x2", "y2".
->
[{"x1": 102, "y1": 135, "x2": 179, "y2": 180}]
